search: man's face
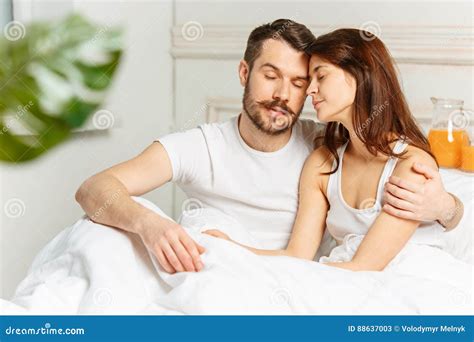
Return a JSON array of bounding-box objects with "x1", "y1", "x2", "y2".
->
[{"x1": 240, "y1": 39, "x2": 309, "y2": 135}]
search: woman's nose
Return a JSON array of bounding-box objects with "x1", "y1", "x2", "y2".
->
[{"x1": 306, "y1": 79, "x2": 318, "y2": 96}]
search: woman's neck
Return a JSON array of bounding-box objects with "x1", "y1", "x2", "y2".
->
[{"x1": 344, "y1": 123, "x2": 389, "y2": 162}]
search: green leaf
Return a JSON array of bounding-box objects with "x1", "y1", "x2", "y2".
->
[{"x1": 0, "y1": 14, "x2": 123, "y2": 163}]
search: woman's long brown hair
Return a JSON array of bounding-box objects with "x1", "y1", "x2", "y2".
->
[{"x1": 308, "y1": 28, "x2": 436, "y2": 174}]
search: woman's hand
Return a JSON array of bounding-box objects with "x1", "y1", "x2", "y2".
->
[
  {"x1": 204, "y1": 229, "x2": 291, "y2": 257},
  {"x1": 203, "y1": 229, "x2": 232, "y2": 241}
]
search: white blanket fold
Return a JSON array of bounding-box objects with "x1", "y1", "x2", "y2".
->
[{"x1": 2, "y1": 197, "x2": 472, "y2": 315}]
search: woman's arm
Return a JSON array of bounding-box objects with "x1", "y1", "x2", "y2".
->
[
  {"x1": 204, "y1": 148, "x2": 332, "y2": 261},
  {"x1": 324, "y1": 148, "x2": 437, "y2": 271},
  {"x1": 200, "y1": 231, "x2": 289, "y2": 256}
]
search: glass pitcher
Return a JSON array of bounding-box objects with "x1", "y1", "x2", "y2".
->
[
  {"x1": 460, "y1": 110, "x2": 474, "y2": 172},
  {"x1": 427, "y1": 97, "x2": 469, "y2": 168}
]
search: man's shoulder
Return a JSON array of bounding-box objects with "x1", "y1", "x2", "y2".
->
[
  {"x1": 195, "y1": 116, "x2": 240, "y2": 147},
  {"x1": 199, "y1": 116, "x2": 236, "y2": 132},
  {"x1": 295, "y1": 118, "x2": 326, "y2": 145},
  {"x1": 161, "y1": 116, "x2": 236, "y2": 142},
  {"x1": 298, "y1": 118, "x2": 325, "y2": 132}
]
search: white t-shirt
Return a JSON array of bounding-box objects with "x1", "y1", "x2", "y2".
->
[{"x1": 158, "y1": 115, "x2": 325, "y2": 249}]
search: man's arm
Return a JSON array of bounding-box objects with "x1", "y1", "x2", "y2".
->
[
  {"x1": 75, "y1": 142, "x2": 205, "y2": 273},
  {"x1": 325, "y1": 150, "x2": 436, "y2": 271},
  {"x1": 382, "y1": 162, "x2": 464, "y2": 231}
]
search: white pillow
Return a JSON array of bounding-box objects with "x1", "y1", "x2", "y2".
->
[{"x1": 439, "y1": 169, "x2": 473, "y2": 264}]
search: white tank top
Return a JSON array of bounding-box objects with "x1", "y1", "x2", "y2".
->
[{"x1": 325, "y1": 140, "x2": 445, "y2": 248}]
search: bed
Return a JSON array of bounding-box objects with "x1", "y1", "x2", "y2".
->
[{"x1": 1, "y1": 169, "x2": 472, "y2": 315}]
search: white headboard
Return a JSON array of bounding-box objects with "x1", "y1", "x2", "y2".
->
[{"x1": 168, "y1": 1, "x2": 473, "y2": 218}]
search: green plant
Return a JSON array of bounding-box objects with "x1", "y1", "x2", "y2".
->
[{"x1": 0, "y1": 14, "x2": 122, "y2": 163}]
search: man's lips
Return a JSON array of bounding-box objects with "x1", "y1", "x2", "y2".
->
[{"x1": 267, "y1": 106, "x2": 289, "y2": 118}]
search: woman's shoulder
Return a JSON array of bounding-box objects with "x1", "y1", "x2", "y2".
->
[
  {"x1": 400, "y1": 144, "x2": 437, "y2": 168},
  {"x1": 393, "y1": 143, "x2": 438, "y2": 179},
  {"x1": 299, "y1": 145, "x2": 334, "y2": 195},
  {"x1": 304, "y1": 145, "x2": 335, "y2": 174}
]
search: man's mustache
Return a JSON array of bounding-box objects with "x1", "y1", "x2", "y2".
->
[{"x1": 256, "y1": 99, "x2": 295, "y2": 116}]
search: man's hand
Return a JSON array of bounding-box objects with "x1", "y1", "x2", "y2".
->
[
  {"x1": 382, "y1": 162, "x2": 456, "y2": 223},
  {"x1": 139, "y1": 215, "x2": 206, "y2": 274}
]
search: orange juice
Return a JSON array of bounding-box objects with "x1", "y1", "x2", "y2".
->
[
  {"x1": 428, "y1": 129, "x2": 469, "y2": 168},
  {"x1": 461, "y1": 145, "x2": 474, "y2": 172}
]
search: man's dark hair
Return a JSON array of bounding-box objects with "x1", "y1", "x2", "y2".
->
[{"x1": 243, "y1": 19, "x2": 315, "y2": 70}]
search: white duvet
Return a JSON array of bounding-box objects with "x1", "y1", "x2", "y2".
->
[{"x1": 1, "y1": 192, "x2": 472, "y2": 315}]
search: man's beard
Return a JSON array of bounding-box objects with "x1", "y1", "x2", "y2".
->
[{"x1": 242, "y1": 83, "x2": 302, "y2": 136}]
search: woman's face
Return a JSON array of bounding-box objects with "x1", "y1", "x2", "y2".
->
[{"x1": 306, "y1": 55, "x2": 357, "y2": 125}]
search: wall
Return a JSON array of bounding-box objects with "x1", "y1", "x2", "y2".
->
[
  {"x1": 1, "y1": 0, "x2": 472, "y2": 299},
  {"x1": 171, "y1": 0, "x2": 473, "y2": 213},
  {"x1": 0, "y1": 0, "x2": 175, "y2": 298}
]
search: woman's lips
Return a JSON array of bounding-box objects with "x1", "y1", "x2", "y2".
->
[{"x1": 313, "y1": 100, "x2": 324, "y2": 109}]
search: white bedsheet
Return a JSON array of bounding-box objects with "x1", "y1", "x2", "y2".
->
[{"x1": 1, "y1": 196, "x2": 472, "y2": 315}]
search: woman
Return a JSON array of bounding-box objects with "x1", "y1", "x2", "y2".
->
[{"x1": 204, "y1": 28, "x2": 453, "y2": 272}]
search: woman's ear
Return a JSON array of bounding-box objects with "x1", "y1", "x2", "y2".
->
[{"x1": 238, "y1": 60, "x2": 250, "y2": 87}]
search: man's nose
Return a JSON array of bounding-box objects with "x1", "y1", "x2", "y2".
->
[{"x1": 273, "y1": 82, "x2": 290, "y2": 103}]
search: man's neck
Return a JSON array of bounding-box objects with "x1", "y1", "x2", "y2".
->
[{"x1": 238, "y1": 113, "x2": 292, "y2": 152}]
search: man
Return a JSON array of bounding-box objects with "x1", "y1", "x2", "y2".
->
[{"x1": 75, "y1": 19, "x2": 463, "y2": 274}]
